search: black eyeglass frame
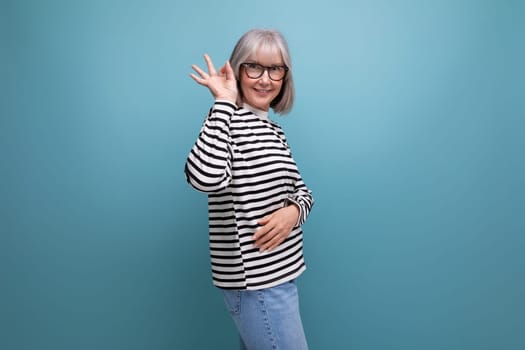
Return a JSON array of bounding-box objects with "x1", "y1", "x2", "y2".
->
[{"x1": 240, "y1": 62, "x2": 289, "y2": 81}]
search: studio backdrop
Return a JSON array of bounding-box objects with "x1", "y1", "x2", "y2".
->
[{"x1": 2, "y1": 0, "x2": 524, "y2": 349}]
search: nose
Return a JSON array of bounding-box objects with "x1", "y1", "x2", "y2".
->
[{"x1": 259, "y1": 69, "x2": 271, "y2": 83}]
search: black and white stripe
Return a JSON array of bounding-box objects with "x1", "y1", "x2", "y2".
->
[{"x1": 185, "y1": 101, "x2": 314, "y2": 290}]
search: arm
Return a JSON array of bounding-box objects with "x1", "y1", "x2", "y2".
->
[
  {"x1": 286, "y1": 178, "x2": 314, "y2": 227},
  {"x1": 276, "y1": 128, "x2": 315, "y2": 226},
  {"x1": 253, "y1": 159, "x2": 314, "y2": 251},
  {"x1": 185, "y1": 54, "x2": 239, "y2": 193},
  {"x1": 185, "y1": 101, "x2": 237, "y2": 192},
  {"x1": 253, "y1": 179, "x2": 314, "y2": 252}
]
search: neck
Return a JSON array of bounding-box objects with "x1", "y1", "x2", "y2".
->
[{"x1": 242, "y1": 103, "x2": 269, "y2": 119}]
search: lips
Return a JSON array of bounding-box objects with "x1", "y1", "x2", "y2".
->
[{"x1": 254, "y1": 88, "x2": 272, "y2": 94}]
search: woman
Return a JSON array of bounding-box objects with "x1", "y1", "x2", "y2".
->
[{"x1": 185, "y1": 29, "x2": 314, "y2": 350}]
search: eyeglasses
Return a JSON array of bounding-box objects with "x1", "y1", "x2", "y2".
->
[{"x1": 241, "y1": 62, "x2": 289, "y2": 81}]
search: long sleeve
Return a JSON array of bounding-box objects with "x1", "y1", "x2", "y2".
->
[
  {"x1": 185, "y1": 103, "x2": 314, "y2": 290},
  {"x1": 287, "y1": 177, "x2": 314, "y2": 227},
  {"x1": 274, "y1": 125, "x2": 314, "y2": 227},
  {"x1": 185, "y1": 101, "x2": 237, "y2": 193}
]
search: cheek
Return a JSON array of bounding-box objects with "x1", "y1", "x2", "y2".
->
[
  {"x1": 273, "y1": 83, "x2": 284, "y2": 97},
  {"x1": 239, "y1": 77, "x2": 251, "y2": 95}
]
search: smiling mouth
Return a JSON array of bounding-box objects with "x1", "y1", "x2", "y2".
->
[{"x1": 254, "y1": 88, "x2": 271, "y2": 94}]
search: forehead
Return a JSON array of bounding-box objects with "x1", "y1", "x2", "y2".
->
[{"x1": 247, "y1": 43, "x2": 284, "y2": 65}]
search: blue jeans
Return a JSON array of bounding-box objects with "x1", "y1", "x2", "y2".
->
[{"x1": 221, "y1": 280, "x2": 308, "y2": 350}]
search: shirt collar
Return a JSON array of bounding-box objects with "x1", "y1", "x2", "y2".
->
[{"x1": 242, "y1": 103, "x2": 269, "y2": 120}]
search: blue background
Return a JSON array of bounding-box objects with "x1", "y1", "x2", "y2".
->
[{"x1": 2, "y1": 0, "x2": 524, "y2": 349}]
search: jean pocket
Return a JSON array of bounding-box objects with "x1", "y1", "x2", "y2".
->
[{"x1": 221, "y1": 290, "x2": 241, "y2": 316}]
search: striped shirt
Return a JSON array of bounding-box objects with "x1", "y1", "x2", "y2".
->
[{"x1": 185, "y1": 101, "x2": 314, "y2": 290}]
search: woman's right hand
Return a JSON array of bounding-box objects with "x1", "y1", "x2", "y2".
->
[{"x1": 190, "y1": 54, "x2": 238, "y2": 104}]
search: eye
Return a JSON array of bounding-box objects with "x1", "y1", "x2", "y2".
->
[{"x1": 246, "y1": 63, "x2": 260, "y2": 69}]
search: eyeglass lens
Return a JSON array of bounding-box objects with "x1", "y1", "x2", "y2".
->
[{"x1": 244, "y1": 63, "x2": 286, "y2": 81}]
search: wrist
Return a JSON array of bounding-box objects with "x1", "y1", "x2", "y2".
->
[
  {"x1": 286, "y1": 203, "x2": 300, "y2": 224},
  {"x1": 284, "y1": 198, "x2": 302, "y2": 227},
  {"x1": 215, "y1": 94, "x2": 237, "y2": 104}
]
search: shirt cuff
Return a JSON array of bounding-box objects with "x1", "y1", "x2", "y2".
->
[
  {"x1": 214, "y1": 99, "x2": 238, "y2": 109},
  {"x1": 284, "y1": 198, "x2": 302, "y2": 227}
]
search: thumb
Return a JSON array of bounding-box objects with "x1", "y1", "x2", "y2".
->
[
  {"x1": 258, "y1": 215, "x2": 271, "y2": 225},
  {"x1": 224, "y1": 61, "x2": 236, "y2": 81}
]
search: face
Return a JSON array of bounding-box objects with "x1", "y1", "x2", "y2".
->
[{"x1": 240, "y1": 47, "x2": 284, "y2": 111}]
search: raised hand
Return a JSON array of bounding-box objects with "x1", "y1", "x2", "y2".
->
[{"x1": 190, "y1": 54, "x2": 238, "y2": 104}]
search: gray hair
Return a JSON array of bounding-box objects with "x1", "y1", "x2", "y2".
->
[{"x1": 229, "y1": 29, "x2": 295, "y2": 115}]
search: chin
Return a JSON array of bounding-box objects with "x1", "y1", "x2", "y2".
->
[{"x1": 246, "y1": 98, "x2": 271, "y2": 111}]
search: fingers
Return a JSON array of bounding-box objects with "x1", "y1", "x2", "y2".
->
[
  {"x1": 190, "y1": 54, "x2": 233, "y2": 76},
  {"x1": 258, "y1": 215, "x2": 271, "y2": 225},
  {"x1": 253, "y1": 206, "x2": 300, "y2": 252},
  {"x1": 190, "y1": 55, "x2": 233, "y2": 87},
  {"x1": 253, "y1": 218, "x2": 272, "y2": 245},
  {"x1": 189, "y1": 54, "x2": 215, "y2": 81},
  {"x1": 203, "y1": 53, "x2": 217, "y2": 76},
  {"x1": 189, "y1": 74, "x2": 204, "y2": 86},
  {"x1": 253, "y1": 215, "x2": 291, "y2": 252},
  {"x1": 189, "y1": 63, "x2": 208, "y2": 85},
  {"x1": 256, "y1": 229, "x2": 288, "y2": 252},
  {"x1": 191, "y1": 63, "x2": 207, "y2": 77},
  {"x1": 254, "y1": 227, "x2": 277, "y2": 251},
  {"x1": 218, "y1": 61, "x2": 235, "y2": 82},
  {"x1": 253, "y1": 215, "x2": 272, "y2": 247},
  {"x1": 224, "y1": 61, "x2": 235, "y2": 81}
]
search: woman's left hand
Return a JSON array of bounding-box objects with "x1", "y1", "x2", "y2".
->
[
  {"x1": 253, "y1": 205, "x2": 300, "y2": 252},
  {"x1": 189, "y1": 54, "x2": 238, "y2": 103}
]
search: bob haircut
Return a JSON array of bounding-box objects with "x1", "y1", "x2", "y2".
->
[{"x1": 229, "y1": 29, "x2": 295, "y2": 115}]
